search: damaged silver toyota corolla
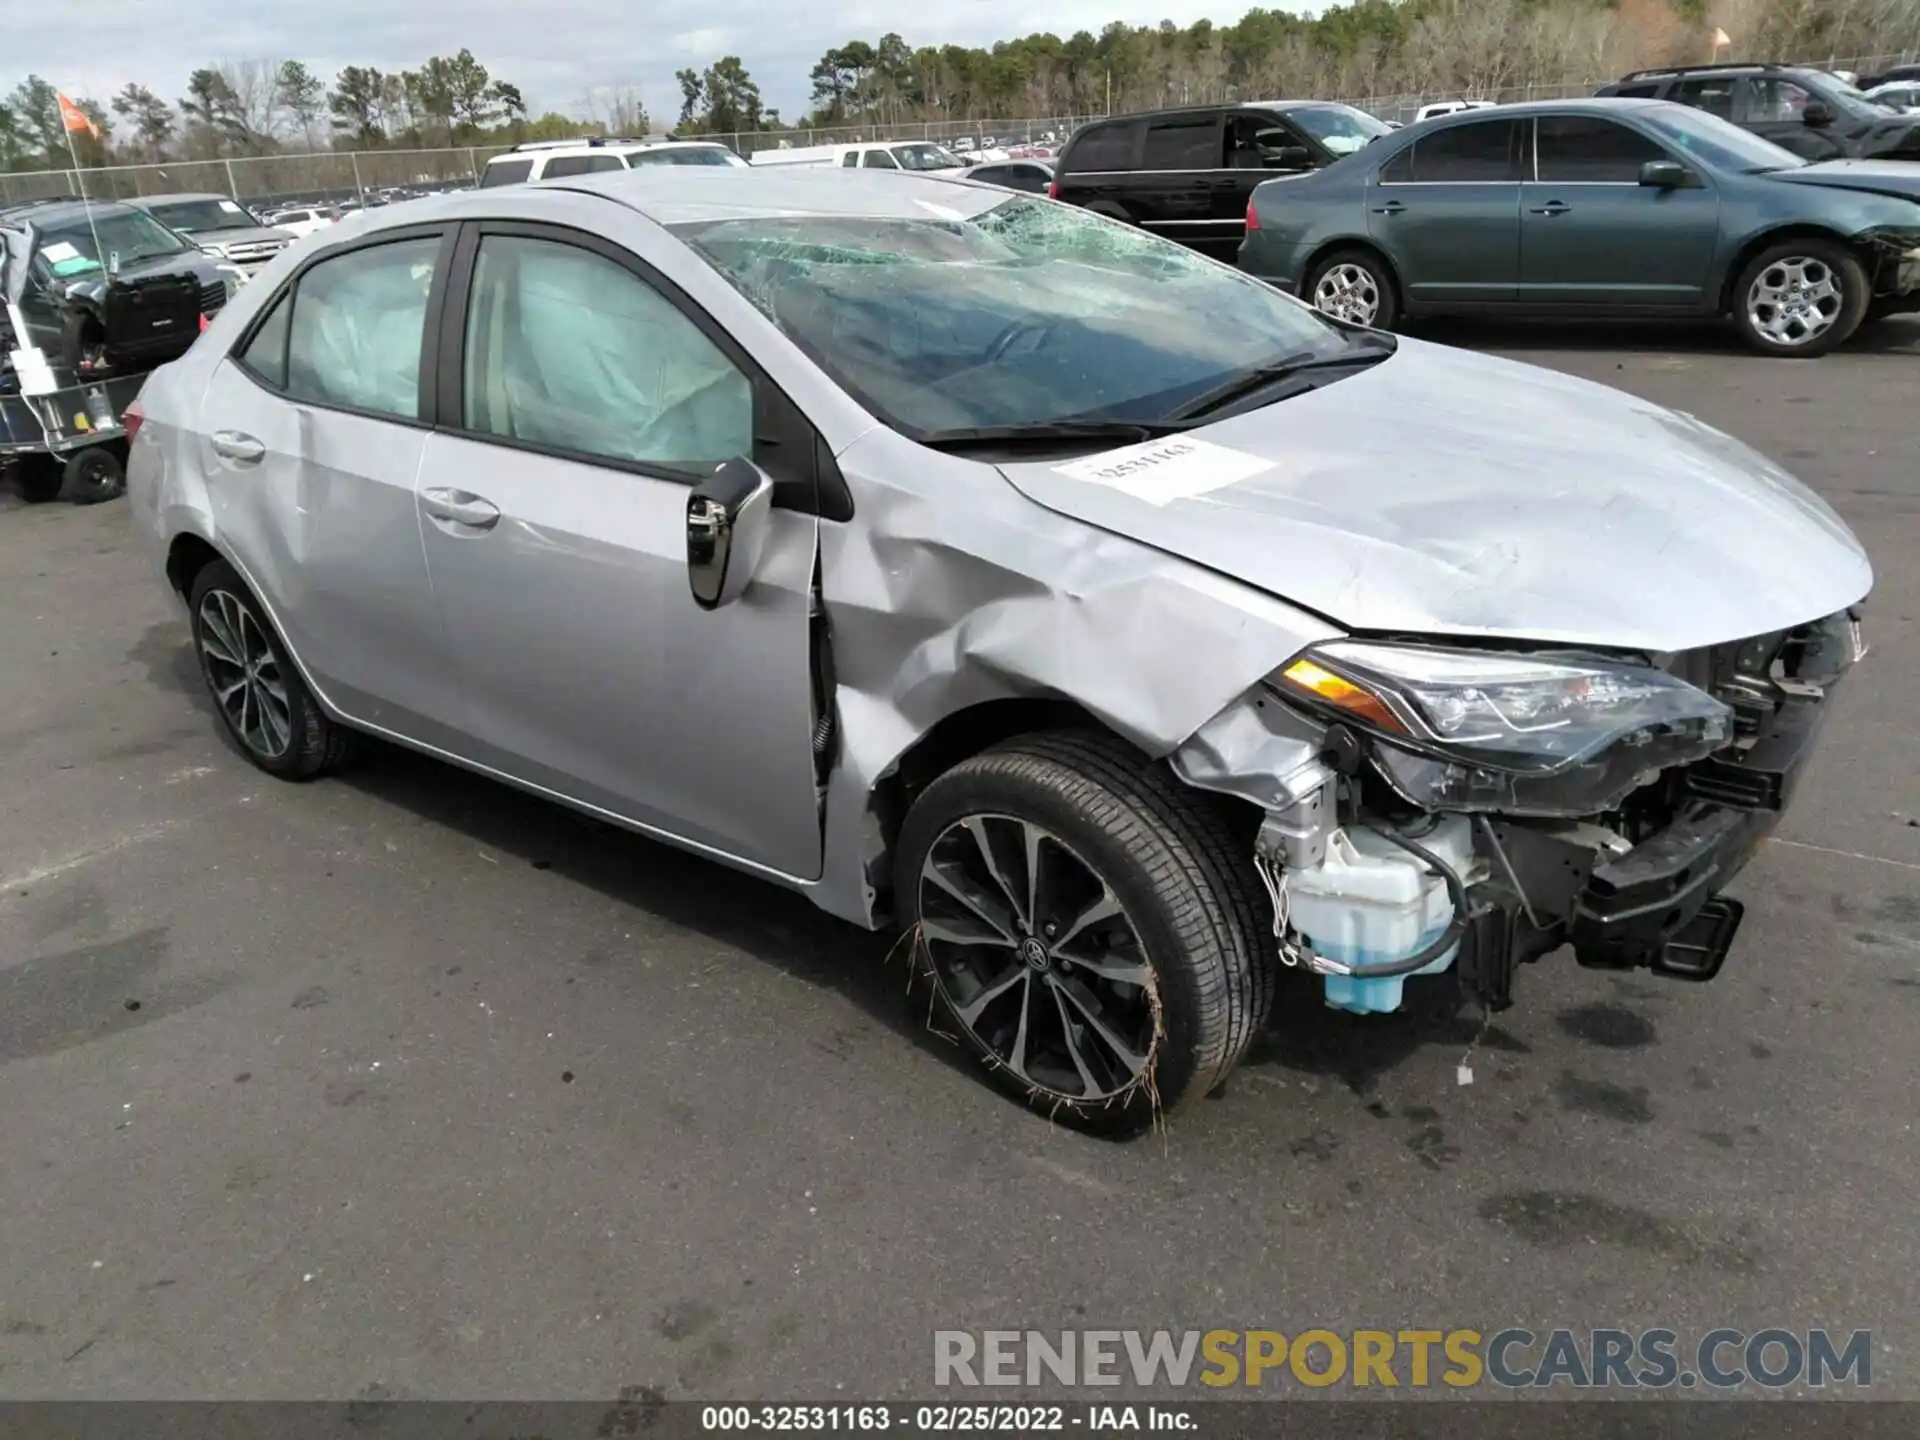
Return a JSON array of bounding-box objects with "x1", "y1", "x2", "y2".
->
[{"x1": 127, "y1": 168, "x2": 1872, "y2": 1136}]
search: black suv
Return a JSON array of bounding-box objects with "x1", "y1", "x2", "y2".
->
[
  {"x1": 1597, "y1": 63, "x2": 1920, "y2": 161},
  {"x1": 1050, "y1": 101, "x2": 1395, "y2": 262}
]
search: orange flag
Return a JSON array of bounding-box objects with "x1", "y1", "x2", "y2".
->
[{"x1": 57, "y1": 92, "x2": 101, "y2": 139}]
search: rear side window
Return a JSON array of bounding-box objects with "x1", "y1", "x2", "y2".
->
[
  {"x1": 236, "y1": 292, "x2": 291, "y2": 388},
  {"x1": 863, "y1": 150, "x2": 899, "y2": 169},
  {"x1": 480, "y1": 159, "x2": 534, "y2": 188},
  {"x1": 841, "y1": 151, "x2": 860, "y2": 167},
  {"x1": 1141, "y1": 116, "x2": 1221, "y2": 170},
  {"x1": 1671, "y1": 77, "x2": 1737, "y2": 118},
  {"x1": 286, "y1": 237, "x2": 439, "y2": 420},
  {"x1": 1609, "y1": 84, "x2": 1662, "y2": 99},
  {"x1": 1535, "y1": 116, "x2": 1668, "y2": 182},
  {"x1": 541, "y1": 154, "x2": 624, "y2": 178},
  {"x1": 1064, "y1": 121, "x2": 1140, "y2": 172},
  {"x1": 1409, "y1": 120, "x2": 1520, "y2": 181}
]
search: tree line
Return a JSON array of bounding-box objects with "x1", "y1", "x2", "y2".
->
[{"x1": 4, "y1": 0, "x2": 1917, "y2": 172}]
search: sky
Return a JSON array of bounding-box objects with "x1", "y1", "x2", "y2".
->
[{"x1": 8, "y1": 0, "x2": 1308, "y2": 131}]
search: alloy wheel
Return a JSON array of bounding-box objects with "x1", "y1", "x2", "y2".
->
[
  {"x1": 1313, "y1": 263, "x2": 1381, "y2": 325},
  {"x1": 917, "y1": 814, "x2": 1158, "y2": 1103},
  {"x1": 1747, "y1": 257, "x2": 1843, "y2": 348},
  {"x1": 197, "y1": 589, "x2": 293, "y2": 759}
]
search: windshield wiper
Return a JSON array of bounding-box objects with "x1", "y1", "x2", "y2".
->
[
  {"x1": 913, "y1": 420, "x2": 1190, "y2": 451},
  {"x1": 1166, "y1": 336, "x2": 1397, "y2": 422}
]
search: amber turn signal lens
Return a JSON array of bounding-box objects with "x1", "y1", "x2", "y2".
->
[{"x1": 1280, "y1": 658, "x2": 1406, "y2": 733}]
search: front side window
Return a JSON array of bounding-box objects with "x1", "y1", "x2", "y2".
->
[
  {"x1": 285, "y1": 237, "x2": 439, "y2": 419},
  {"x1": 460, "y1": 235, "x2": 751, "y2": 471},
  {"x1": 1742, "y1": 78, "x2": 1816, "y2": 124},
  {"x1": 678, "y1": 194, "x2": 1348, "y2": 437},
  {"x1": 1409, "y1": 120, "x2": 1519, "y2": 181},
  {"x1": 1534, "y1": 116, "x2": 1668, "y2": 182},
  {"x1": 1142, "y1": 117, "x2": 1221, "y2": 170}
]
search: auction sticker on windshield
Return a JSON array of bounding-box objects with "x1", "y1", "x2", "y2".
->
[{"x1": 1054, "y1": 437, "x2": 1273, "y2": 506}]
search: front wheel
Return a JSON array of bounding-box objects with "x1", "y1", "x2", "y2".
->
[
  {"x1": 1304, "y1": 248, "x2": 1399, "y2": 330},
  {"x1": 188, "y1": 559, "x2": 352, "y2": 780},
  {"x1": 1731, "y1": 240, "x2": 1868, "y2": 357},
  {"x1": 63, "y1": 446, "x2": 125, "y2": 506},
  {"x1": 895, "y1": 732, "x2": 1273, "y2": 1137}
]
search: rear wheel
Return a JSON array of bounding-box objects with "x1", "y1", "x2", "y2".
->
[
  {"x1": 1731, "y1": 239, "x2": 1868, "y2": 357},
  {"x1": 188, "y1": 560, "x2": 352, "y2": 780},
  {"x1": 1305, "y1": 248, "x2": 1399, "y2": 330},
  {"x1": 63, "y1": 446, "x2": 125, "y2": 506},
  {"x1": 10, "y1": 456, "x2": 64, "y2": 503},
  {"x1": 895, "y1": 732, "x2": 1273, "y2": 1137}
]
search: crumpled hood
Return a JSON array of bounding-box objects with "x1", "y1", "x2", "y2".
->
[
  {"x1": 1768, "y1": 158, "x2": 1920, "y2": 201},
  {"x1": 995, "y1": 339, "x2": 1873, "y2": 654}
]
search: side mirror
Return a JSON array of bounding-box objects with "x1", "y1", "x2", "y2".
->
[
  {"x1": 1272, "y1": 145, "x2": 1314, "y2": 169},
  {"x1": 686, "y1": 456, "x2": 774, "y2": 611},
  {"x1": 1639, "y1": 159, "x2": 1700, "y2": 189},
  {"x1": 1801, "y1": 102, "x2": 1835, "y2": 128}
]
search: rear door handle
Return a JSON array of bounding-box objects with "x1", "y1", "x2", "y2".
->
[
  {"x1": 1529, "y1": 200, "x2": 1571, "y2": 216},
  {"x1": 211, "y1": 430, "x2": 264, "y2": 463},
  {"x1": 421, "y1": 487, "x2": 501, "y2": 531},
  {"x1": 1371, "y1": 200, "x2": 1406, "y2": 215}
]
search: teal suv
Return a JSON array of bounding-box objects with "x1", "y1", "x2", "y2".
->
[{"x1": 1239, "y1": 98, "x2": 1920, "y2": 356}]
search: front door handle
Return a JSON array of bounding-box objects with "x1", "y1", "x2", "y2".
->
[
  {"x1": 1529, "y1": 200, "x2": 1572, "y2": 216},
  {"x1": 1370, "y1": 199, "x2": 1406, "y2": 215},
  {"x1": 211, "y1": 430, "x2": 265, "y2": 463},
  {"x1": 421, "y1": 487, "x2": 501, "y2": 531}
]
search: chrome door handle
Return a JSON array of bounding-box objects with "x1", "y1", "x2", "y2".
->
[
  {"x1": 421, "y1": 487, "x2": 501, "y2": 530},
  {"x1": 211, "y1": 430, "x2": 265, "y2": 463},
  {"x1": 1529, "y1": 201, "x2": 1571, "y2": 216},
  {"x1": 1371, "y1": 200, "x2": 1406, "y2": 215}
]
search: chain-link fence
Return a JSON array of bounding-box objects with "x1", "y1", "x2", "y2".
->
[{"x1": 3, "y1": 54, "x2": 1911, "y2": 208}]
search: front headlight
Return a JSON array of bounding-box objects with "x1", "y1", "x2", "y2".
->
[{"x1": 1272, "y1": 641, "x2": 1734, "y2": 816}]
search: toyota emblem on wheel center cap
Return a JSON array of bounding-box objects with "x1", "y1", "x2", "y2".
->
[{"x1": 1019, "y1": 937, "x2": 1050, "y2": 971}]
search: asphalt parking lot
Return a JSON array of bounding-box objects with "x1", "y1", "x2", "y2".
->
[{"x1": 3, "y1": 317, "x2": 1918, "y2": 1403}]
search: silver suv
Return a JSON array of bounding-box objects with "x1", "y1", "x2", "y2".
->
[{"x1": 126, "y1": 168, "x2": 1870, "y2": 1136}]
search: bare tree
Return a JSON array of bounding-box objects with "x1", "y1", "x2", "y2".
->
[{"x1": 215, "y1": 59, "x2": 284, "y2": 148}]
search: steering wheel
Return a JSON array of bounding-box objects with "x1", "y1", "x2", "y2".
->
[{"x1": 986, "y1": 319, "x2": 1055, "y2": 365}]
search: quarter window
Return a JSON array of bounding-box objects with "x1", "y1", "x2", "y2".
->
[
  {"x1": 541, "y1": 153, "x2": 625, "y2": 177},
  {"x1": 1671, "y1": 77, "x2": 1737, "y2": 119},
  {"x1": 236, "y1": 291, "x2": 292, "y2": 389},
  {"x1": 1066, "y1": 121, "x2": 1140, "y2": 172},
  {"x1": 1408, "y1": 120, "x2": 1519, "y2": 181},
  {"x1": 1142, "y1": 117, "x2": 1221, "y2": 170},
  {"x1": 285, "y1": 237, "x2": 439, "y2": 419},
  {"x1": 480, "y1": 159, "x2": 534, "y2": 187},
  {"x1": 1534, "y1": 116, "x2": 1668, "y2": 182},
  {"x1": 459, "y1": 235, "x2": 751, "y2": 472}
]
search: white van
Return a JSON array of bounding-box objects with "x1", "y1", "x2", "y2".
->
[{"x1": 748, "y1": 140, "x2": 967, "y2": 173}]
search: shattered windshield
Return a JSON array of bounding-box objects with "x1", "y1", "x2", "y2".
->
[{"x1": 677, "y1": 196, "x2": 1344, "y2": 435}]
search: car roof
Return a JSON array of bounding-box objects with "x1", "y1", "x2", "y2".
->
[
  {"x1": 345, "y1": 166, "x2": 1010, "y2": 233},
  {"x1": 124, "y1": 193, "x2": 230, "y2": 206},
  {"x1": 1414, "y1": 96, "x2": 1670, "y2": 121}
]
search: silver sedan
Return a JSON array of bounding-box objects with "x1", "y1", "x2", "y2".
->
[{"x1": 127, "y1": 168, "x2": 1871, "y2": 1135}]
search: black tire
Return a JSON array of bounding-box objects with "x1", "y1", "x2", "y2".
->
[
  {"x1": 1304, "y1": 247, "x2": 1400, "y2": 330},
  {"x1": 895, "y1": 731, "x2": 1274, "y2": 1137},
  {"x1": 62, "y1": 446, "x2": 125, "y2": 505},
  {"x1": 11, "y1": 456, "x2": 64, "y2": 503},
  {"x1": 1730, "y1": 239, "x2": 1868, "y2": 357},
  {"x1": 187, "y1": 559, "x2": 352, "y2": 780}
]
